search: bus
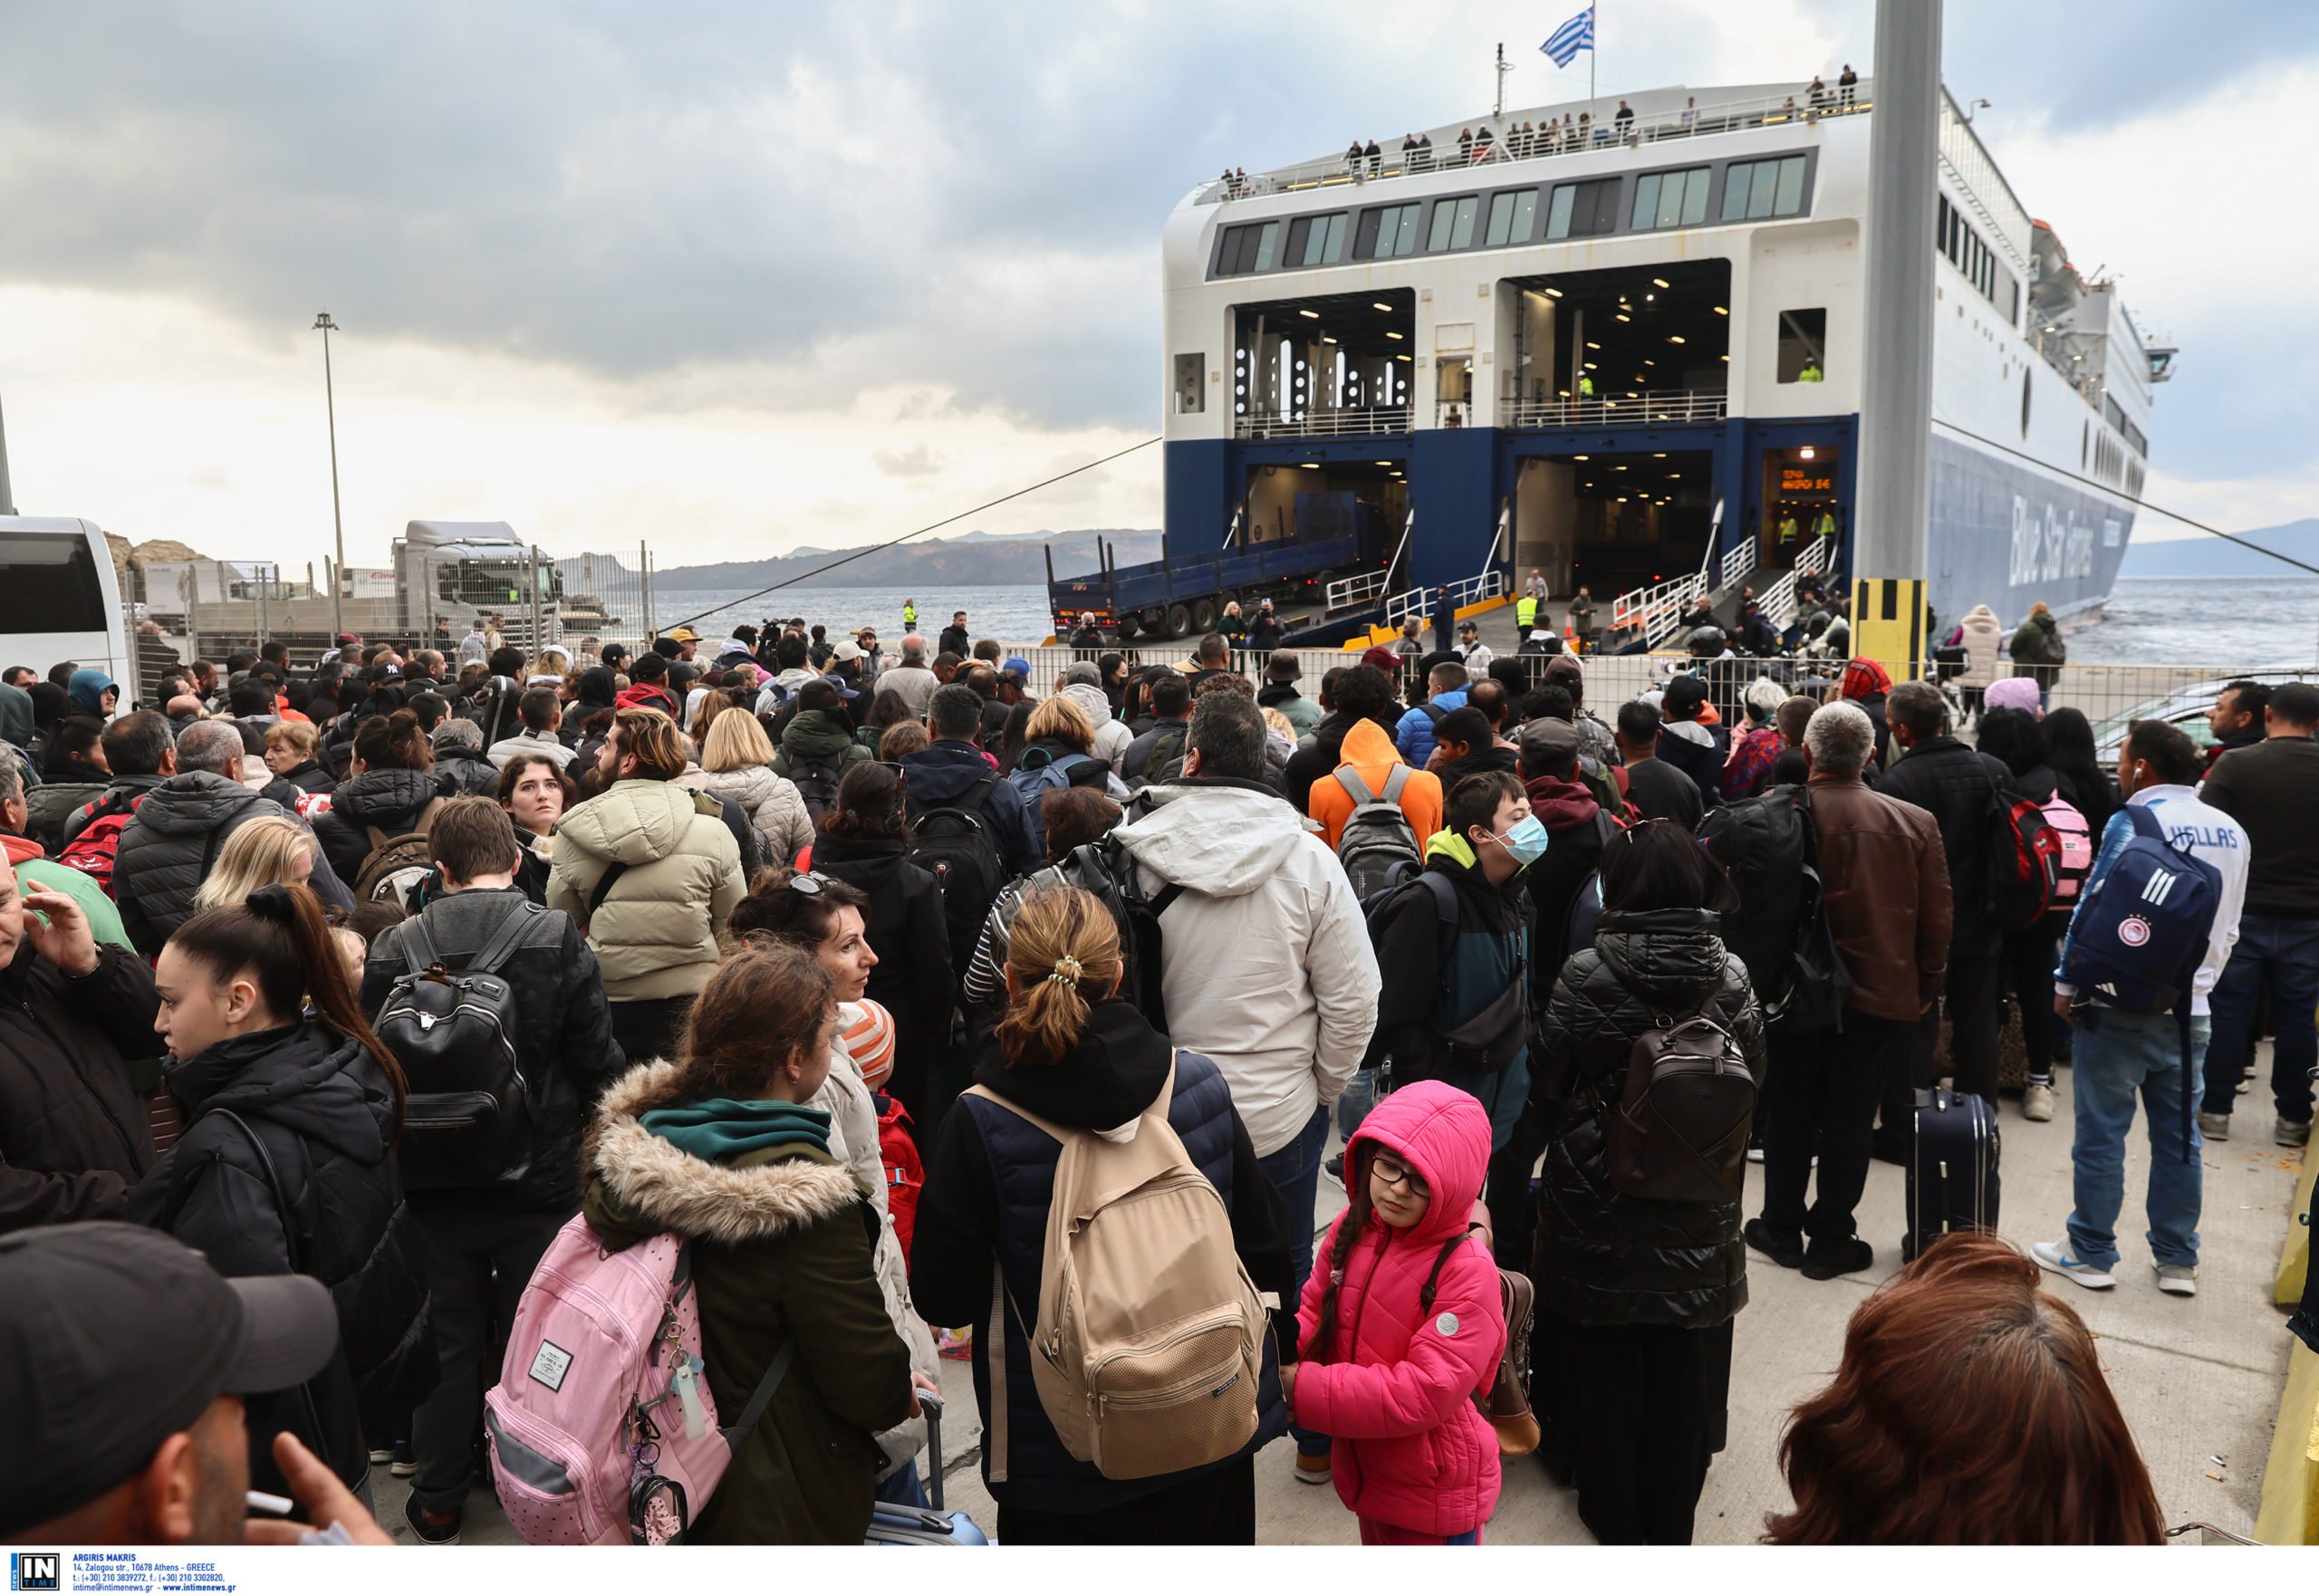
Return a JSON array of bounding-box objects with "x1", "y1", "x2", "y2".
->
[{"x1": 0, "y1": 517, "x2": 130, "y2": 691}]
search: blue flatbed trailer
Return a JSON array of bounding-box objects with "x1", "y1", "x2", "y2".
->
[{"x1": 1045, "y1": 532, "x2": 1380, "y2": 642}]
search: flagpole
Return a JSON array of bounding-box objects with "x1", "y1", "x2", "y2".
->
[{"x1": 1590, "y1": 3, "x2": 1596, "y2": 105}]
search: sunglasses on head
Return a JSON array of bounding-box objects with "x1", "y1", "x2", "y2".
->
[{"x1": 785, "y1": 870, "x2": 832, "y2": 896}]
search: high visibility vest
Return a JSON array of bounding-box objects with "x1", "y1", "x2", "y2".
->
[
  {"x1": 902, "y1": 602, "x2": 918, "y2": 624},
  {"x1": 1798, "y1": 362, "x2": 1823, "y2": 382},
  {"x1": 1813, "y1": 512, "x2": 1836, "y2": 539},
  {"x1": 1778, "y1": 515, "x2": 1800, "y2": 544},
  {"x1": 1516, "y1": 595, "x2": 1539, "y2": 628},
  {"x1": 1578, "y1": 375, "x2": 1595, "y2": 397}
]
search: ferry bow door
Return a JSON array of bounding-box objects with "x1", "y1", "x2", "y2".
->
[{"x1": 1761, "y1": 446, "x2": 1842, "y2": 568}]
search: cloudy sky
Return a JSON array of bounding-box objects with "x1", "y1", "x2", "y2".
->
[{"x1": 0, "y1": 0, "x2": 2307, "y2": 573}]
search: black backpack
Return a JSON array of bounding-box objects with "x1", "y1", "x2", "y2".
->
[
  {"x1": 788, "y1": 753, "x2": 844, "y2": 824},
  {"x1": 373, "y1": 899, "x2": 558, "y2": 1192},
  {"x1": 1696, "y1": 784, "x2": 1852, "y2": 1033},
  {"x1": 1057, "y1": 833, "x2": 1181, "y2": 1032},
  {"x1": 909, "y1": 773, "x2": 1009, "y2": 978},
  {"x1": 1604, "y1": 1000, "x2": 1756, "y2": 1204}
]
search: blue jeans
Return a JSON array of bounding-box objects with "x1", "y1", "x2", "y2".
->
[
  {"x1": 1336, "y1": 1068, "x2": 1377, "y2": 1143},
  {"x1": 2201, "y1": 914, "x2": 2319, "y2": 1122},
  {"x1": 1260, "y1": 1102, "x2": 1332, "y2": 1456},
  {"x1": 2065, "y1": 1008, "x2": 2208, "y2": 1270},
  {"x1": 874, "y1": 1457, "x2": 928, "y2": 1507}
]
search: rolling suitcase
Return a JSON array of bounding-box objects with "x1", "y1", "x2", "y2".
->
[
  {"x1": 1904, "y1": 1086, "x2": 2000, "y2": 1263},
  {"x1": 865, "y1": 1392, "x2": 991, "y2": 1545}
]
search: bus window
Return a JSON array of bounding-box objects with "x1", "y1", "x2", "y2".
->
[{"x1": 0, "y1": 531, "x2": 109, "y2": 633}]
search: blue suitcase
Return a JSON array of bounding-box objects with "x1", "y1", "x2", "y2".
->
[
  {"x1": 865, "y1": 1392, "x2": 991, "y2": 1545},
  {"x1": 1904, "y1": 1086, "x2": 2000, "y2": 1262}
]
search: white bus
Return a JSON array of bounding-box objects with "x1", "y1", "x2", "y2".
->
[{"x1": 0, "y1": 517, "x2": 130, "y2": 691}]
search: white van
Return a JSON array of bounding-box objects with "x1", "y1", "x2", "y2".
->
[{"x1": 0, "y1": 517, "x2": 130, "y2": 691}]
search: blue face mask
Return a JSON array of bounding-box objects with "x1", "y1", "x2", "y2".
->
[{"x1": 1490, "y1": 814, "x2": 1549, "y2": 868}]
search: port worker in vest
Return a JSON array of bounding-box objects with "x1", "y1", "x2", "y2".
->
[
  {"x1": 1798, "y1": 360, "x2": 1823, "y2": 382},
  {"x1": 1778, "y1": 511, "x2": 1801, "y2": 548},
  {"x1": 1516, "y1": 591, "x2": 1541, "y2": 633},
  {"x1": 1812, "y1": 507, "x2": 1837, "y2": 542},
  {"x1": 901, "y1": 599, "x2": 919, "y2": 633},
  {"x1": 1577, "y1": 373, "x2": 1595, "y2": 399}
]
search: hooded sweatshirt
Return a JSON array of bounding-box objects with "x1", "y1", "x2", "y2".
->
[
  {"x1": 0, "y1": 684, "x2": 33, "y2": 750},
  {"x1": 1112, "y1": 780, "x2": 1379, "y2": 1156},
  {"x1": 1306, "y1": 717, "x2": 1444, "y2": 851},
  {"x1": 1061, "y1": 683, "x2": 1134, "y2": 773},
  {"x1": 1294, "y1": 1081, "x2": 1505, "y2": 1538},
  {"x1": 773, "y1": 708, "x2": 868, "y2": 783},
  {"x1": 66, "y1": 668, "x2": 117, "y2": 719}
]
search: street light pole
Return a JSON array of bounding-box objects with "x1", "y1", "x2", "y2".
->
[{"x1": 313, "y1": 312, "x2": 347, "y2": 639}]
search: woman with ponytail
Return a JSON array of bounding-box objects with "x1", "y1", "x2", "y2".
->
[
  {"x1": 127, "y1": 882, "x2": 435, "y2": 1509},
  {"x1": 908, "y1": 885, "x2": 1297, "y2": 1544}
]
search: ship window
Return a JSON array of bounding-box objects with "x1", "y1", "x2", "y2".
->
[
  {"x1": 1632, "y1": 167, "x2": 1710, "y2": 230},
  {"x1": 1289, "y1": 213, "x2": 1348, "y2": 268},
  {"x1": 1722, "y1": 156, "x2": 1807, "y2": 222},
  {"x1": 1254, "y1": 221, "x2": 1281, "y2": 272},
  {"x1": 1428, "y1": 196, "x2": 1479, "y2": 251},
  {"x1": 1545, "y1": 178, "x2": 1619, "y2": 239},
  {"x1": 1776, "y1": 307, "x2": 1827, "y2": 383},
  {"x1": 1217, "y1": 223, "x2": 1280, "y2": 275},
  {"x1": 1357, "y1": 203, "x2": 1422, "y2": 259},
  {"x1": 2020, "y1": 367, "x2": 2032, "y2": 439},
  {"x1": 1485, "y1": 189, "x2": 1537, "y2": 246},
  {"x1": 1175, "y1": 353, "x2": 1205, "y2": 416}
]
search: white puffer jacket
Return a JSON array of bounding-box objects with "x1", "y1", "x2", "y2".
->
[
  {"x1": 1957, "y1": 604, "x2": 2003, "y2": 691},
  {"x1": 1112, "y1": 781, "x2": 1380, "y2": 1156},
  {"x1": 680, "y1": 763, "x2": 814, "y2": 867},
  {"x1": 1062, "y1": 683, "x2": 1135, "y2": 775}
]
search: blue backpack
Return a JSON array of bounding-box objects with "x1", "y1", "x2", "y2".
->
[
  {"x1": 1006, "y1": 750, "x2": 1093, "y2": 858},
  {"x1": 2063, "y1": 805, "x2": 2222, "y2": 1160}
]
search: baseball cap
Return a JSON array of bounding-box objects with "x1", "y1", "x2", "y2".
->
[
  {"x1": 1518, "y1": 717, "x2": 1580, "y2": 757},
  {"x1": 1542, "y1": 652, "x2": 1584, "y2": 691},
  {"x1": 832, "y1": 639, "x2": 866, "y2": 664},
  {"x1": 1360, "y1": 646, "x2": 1403, "y2": 674},
  {"x1": 664, "y1": 626, "x2": 700, "y2": 644},
  {"x1": 1458, "y1": 618, "x2": 1478, "y2": 634},
  {"x1": 1662, "y1": 674, "x2": 1708, "y2": 717},
  {"x1": 1003, "y1": 656, "x2": 1032, "y2": 678},
  {"x1": 0, "y1": 1224, "x2": 339, "y2": 1537},
  {"x1": 333, "y1": 631, "x2": 360, "y2": 648}
]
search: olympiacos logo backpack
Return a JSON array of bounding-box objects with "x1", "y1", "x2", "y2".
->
[{"x1": 485, "y1": 1218, "x2": 796, "y2": 1545}]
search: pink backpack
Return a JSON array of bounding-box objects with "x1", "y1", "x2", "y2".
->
[
  {"x1": 2041, "y1": 793, "x2": 2094, "y2": 906},
  {"x1": 484, "y1": 1216, "x2": 795, "y2": 1544}
]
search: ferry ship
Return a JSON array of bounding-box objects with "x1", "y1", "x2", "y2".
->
[{"x1": 1054, "y1": 77, "x2": 2170, "y2": 645}]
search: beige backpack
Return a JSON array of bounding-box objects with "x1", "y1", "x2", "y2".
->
[{"x1": 966, "y1": 1057, "x2": 1267, "y2": 1481}]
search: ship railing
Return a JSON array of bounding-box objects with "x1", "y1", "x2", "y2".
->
[
  {"x1": 1325, "y1": 569, "x2": 1390, "y2": 612},
  {"x1": 1610, "y1": 571, "x2": 1707, "y2": 648},
  {"x1": 1501, "y1": 389, "x2": 1727, "y2": 430},
  {"x1": 1792, "y1": 533, "x2": 1833, "y2": 578},
  {"x1": 1198, "y1": 81, "x2": 1872, "y2": 206},
  {"x1": 1718, "y1": 540, "x2": 1754, "y2": 593},
  {"x1": 1758, "y1": 569, "x2": 1801, "y2": 626},
  {"x1": 1383, "y1": 586, "x2": 1433, "y2": 629},
  {"x1": 1233, "y1": 405, "x2": 1413, "y2": 441},
  {"x1": 1444, "y1": 570, "x2": 1507, "y2": 611}
]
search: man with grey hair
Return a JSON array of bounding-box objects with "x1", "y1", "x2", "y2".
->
[
  {"x1": 879, "y1": 631, "x2": 941, "y2": 720},
  {"x1": 1746, "y1": 700, "x2": 1951, "y2": 1282},
  {"x1": 1111, "y1": 689, "x2": 1378, "y2": 1483},
  {"x1": 112, "y1": 720, "x2": 293, "y2": 957},
  {"x1": 430, "y1": 717, "x2": 501, "y2": 796}
]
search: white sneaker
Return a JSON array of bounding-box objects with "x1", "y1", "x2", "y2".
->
[
  {"x1": 2279, "y1": 1117, "x2": 2313, "y2": 1149},
  {"x1": 1746, "y1": 1143, "x2": 1766, "y2": 1164},
  {"x1": 2033, "y1": 1239, "x2": 2115, "y2": 1290},
  {"x1": 2199, "y1": 1111, "x2": 2230, "y2": 1141},
  {"x1": 2022, "y1": 1083, "x2": 2054, "y2": 1122},
  {"x1": 2155, "y1": 1264, "x2": 2198, "y2": 1297}
]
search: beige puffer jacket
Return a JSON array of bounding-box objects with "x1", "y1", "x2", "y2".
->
[
  {"x1": 1957, "y1": 603, "x2": 2003, "y2": 691},
  {"x1": 547, "y1": 779, "x2": 746, "y2": 1001},
  {"x1": 680, "y1": 763, "x2": 814, "y2": 867}
]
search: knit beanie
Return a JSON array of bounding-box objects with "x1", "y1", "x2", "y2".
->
[{"x1": 838, "y1": 998, "x2": 896, "y2": 1091}]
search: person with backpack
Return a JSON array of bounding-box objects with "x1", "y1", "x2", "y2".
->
[
  {"x1": 579, "y1": 940, "x2": 923, "y2": 1543},
  {"x1": 1006, "y1": 695, "x2": 1121, "y2": 855},
  {"x1": 771, "y1": 678, "x2": 867, "y2": 825},
  {"x1": 358, "y1": 798, "x2": 622, "y2": 1543},
  {"x1": 53, "y1": 709, "x2": 178, "y2": 896},
  {"x1": 1392, "y1": 658, "x2": 1469, "y2": 769},
  {"x1": 1121, "y1": 671, "x2": 1195, "y2": 786},
  {"x1": 1111, "y1": 692, "x2": 1377, "y2": 1485},
  {"x1": 1977, "y1": 707, "x2": 2093, "y2": 1123},
  {"x1": 909, "y1": 884, "x2": 1294, "y2": 1542},
  {"x1": 2035, "y1": 721, "x2": 2247, "y2": 1300},
  {"x1": 1294, "y1": 1080, "x2": 1506, "y2": 1544},
  {"x1": 1876, "y1": 678, "x2": 2021, "y2": 1125},
  {"x1": 313, "y1": 710, "x2": 448, "y2": 887},
  {"x1": 902, "y1": 682, "x2": 1038, "y2": 959},
  {"x1": 961, "y1": 786, "x2": 1126, "y2": 1010},
  {"x1": 0, "y1": 763, "x2": 132, "y2": 951},
  {"x1": 808, "y1": 762, "x2": 952, "y2": 1118},
  {"x1": 1305, "y1": 707, "x2": 1442, "y2": 858},
  {"x1": 1745, "y1": 703, "x2": 1949, "y2": 1281},
  {"x1": 115, "y1": 721, "x2": 309, "y2": 959},
  {"x1": 1285, "y1": 661, "x2": 1400, "y2": 819},
  {"x1": 678, "y1": 701, "x2": 815, "y2": 866},
  {"x1": 1525, "y1": 820, "x2": 1761, "y2": 1543},
  {"x1": 549, "y1": 707, "x2": 746, "y2": 1067},
  {"x1": 1362, "y1": 769, "x2": 1536, "y2": 1213},
  {"x1": 126, "y1": 882, "x2": 435, "y2": 1505}
]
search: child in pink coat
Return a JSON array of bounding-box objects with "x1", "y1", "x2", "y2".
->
[{"x1": 1291, "y1": 1080, "x2": 1506, "y2": 1545}]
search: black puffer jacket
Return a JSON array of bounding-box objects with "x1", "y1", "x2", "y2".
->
[
  {"x1": 1876, "y1": 736, "x2": 2016, "y2": 939},
  {"x1": 1529, "y1": 908, "x2": 1764, "y2": 1330},
  {"x1": 0, "y1": 941, "x2": 159, "y2": 1233},
  {"x1": 127, "y1": 1019, "x2": 435, "y2": 1495},
  {"x1": 360, "y1": 887, "x2": 625, "y2": 1213},
  {"x1": 114, "y1": 772, "x2": 288, "y2": 957},
  {"x1": 313, "y1": 766, "x2": 444, "y2": 883}
]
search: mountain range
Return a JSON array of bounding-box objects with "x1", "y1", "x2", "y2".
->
[
  {"x1": 2120, "y1": 518, "x2": 2319, "y2": 578},
  {"x1": 651, "y1": 527, "x2": 1164, "y2": 591}
]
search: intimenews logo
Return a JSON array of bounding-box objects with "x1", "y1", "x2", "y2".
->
[{"x1": 10, "y1": 1553, "x2": 60, "y2": 1592}]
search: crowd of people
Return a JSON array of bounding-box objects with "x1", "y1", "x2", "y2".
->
[{"x1": 0, "y1": 603, "x2": 2303, "y2": 1551}]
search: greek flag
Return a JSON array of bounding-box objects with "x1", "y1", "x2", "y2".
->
[{"x1": 1541, "y1": 6, "x2": 1593, "y2": 66}]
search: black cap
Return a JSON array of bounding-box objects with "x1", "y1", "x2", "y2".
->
[
  {"x1": 1662, "y1": 673, "x2": 1708, "y2": 716},
  {"x1": 0, "y1": 1224, "x2": 340, "y2": 1537},
  {"x1": 1266, "y1": 653, "x2": 1301, "y2": 682}
]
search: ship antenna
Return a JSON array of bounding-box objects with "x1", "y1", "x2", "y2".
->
[
  {"x1": 0, "y1": 393, "x2": 15, "y2": 515},
  {"x1": 1494, "y1": 42, "x2": 1509, "y2": 120}
]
